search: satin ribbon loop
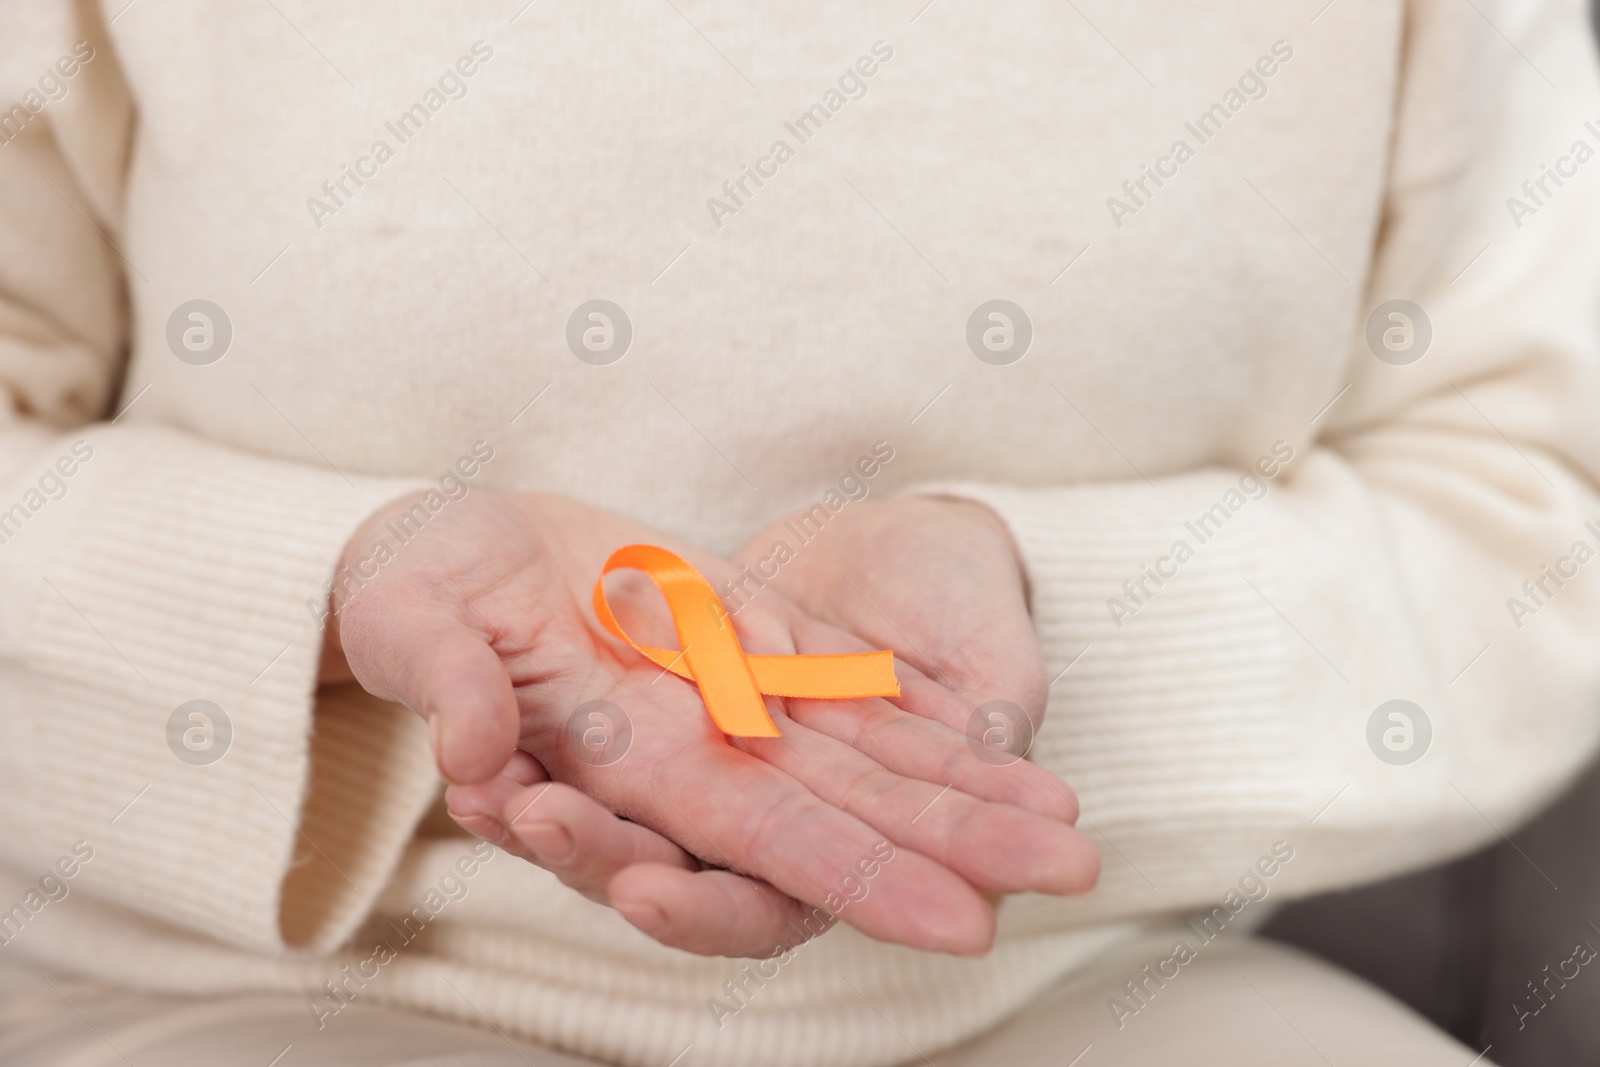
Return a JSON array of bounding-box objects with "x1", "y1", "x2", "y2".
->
[{"x1": 592, "y1": 544, "x2": 901, "y2": 737}]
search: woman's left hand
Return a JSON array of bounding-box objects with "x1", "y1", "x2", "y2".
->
[{"x1": 729, "y1": 497, "x2": 1054, "y2": 777}]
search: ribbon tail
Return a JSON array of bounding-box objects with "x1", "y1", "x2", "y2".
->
[{"x1": 746, "y1": 651, "x2": 900, "y2": 700}]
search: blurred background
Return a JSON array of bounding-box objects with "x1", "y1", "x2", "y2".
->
[{"x1": 1264, "y1": 756, "x2": 1600, "y2": 1065}]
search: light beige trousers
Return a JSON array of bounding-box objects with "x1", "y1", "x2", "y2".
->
[{"x1": 0, "y1": 929, "x2": 1488, "y2": 1067}]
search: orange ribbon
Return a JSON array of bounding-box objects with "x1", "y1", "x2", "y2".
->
[{"x1": 592, "y1": 544, "x2": 901, "y2": 737}]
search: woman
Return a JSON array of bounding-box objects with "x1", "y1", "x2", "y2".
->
[{"x1": 0, "y1": 0, "x2": 1597, "y2": 1064}]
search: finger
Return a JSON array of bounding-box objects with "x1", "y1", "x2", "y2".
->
[
  {"x1": 502, "y1": 781, "x2": 701, "y2": 897},
  {"x1": 609, "y1": 864, "x2": 830, "y2": 958},
  {"x1": 888, "y1": 671, "x2": 1082, "y2": 825},
  {"x1": 450, "y1": 759, "x2": 699, "y2": 903},
  {"x1": 741, "y1": 720, "x2": 1098, "y2": 896},
  {"x1": 787, "y1": 687, "x2": 1079, "y2": 824},
  {"x1": 627, "y1": 739, "x2": 997, "y2": 956},
  {"x1": 445, "y1": 749, "x2": 549, "y2": 842},
  {"x1": 466, "y1": 751, "x2": 826, "y2": 959},
  {"x1": 342, "y1": 596, "x2": 520, "y2": 786},
  {"x1": 774, "y1": 615, "x2": 1079, "y2": 823}
]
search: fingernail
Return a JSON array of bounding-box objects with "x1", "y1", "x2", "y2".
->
[
  {"x1": 448, "y1": 810, "x2": 506, "y2": 844},
  {"x1": 516, "y1": 820, "x2": 575, "y2": 864},
  {"x1": 616, "y1": 900, "x2": 669, "y2": 936}
]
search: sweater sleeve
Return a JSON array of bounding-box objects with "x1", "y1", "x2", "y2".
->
[
  {"x1": 916, "y1": 0, "x2": 1600, "y2": 923},
  {"x1": 0, "y1": 2, "x2": 439, "y2": 955}
]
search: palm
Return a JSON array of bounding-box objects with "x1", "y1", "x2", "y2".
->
[{"x1": 736, "y1": 499, "x2": 1050, "y2": 741}]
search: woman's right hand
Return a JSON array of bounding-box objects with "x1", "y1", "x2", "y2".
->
[{"x1": 326, "y1": 489, "x2": 1097, "y2": 957}]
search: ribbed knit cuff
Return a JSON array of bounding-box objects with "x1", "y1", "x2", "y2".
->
[
  {"x1": 0, "y1": 423, "x2": 437, "y2": 954},
  {"x1": 282, "y1": 684, "x2": 441, "y2": 951},
  {"x1": 903, "y1": 475, "x2": 1318, "y2": 888}
]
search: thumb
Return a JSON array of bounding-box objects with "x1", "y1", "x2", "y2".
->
[{"x1": 338, "y1": 596, "x2": 520, "y2": 785}]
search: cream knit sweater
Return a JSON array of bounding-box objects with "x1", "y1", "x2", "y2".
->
[{"x1": 2, "y1": 1, "x2": 1599, "y2": 1064}]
